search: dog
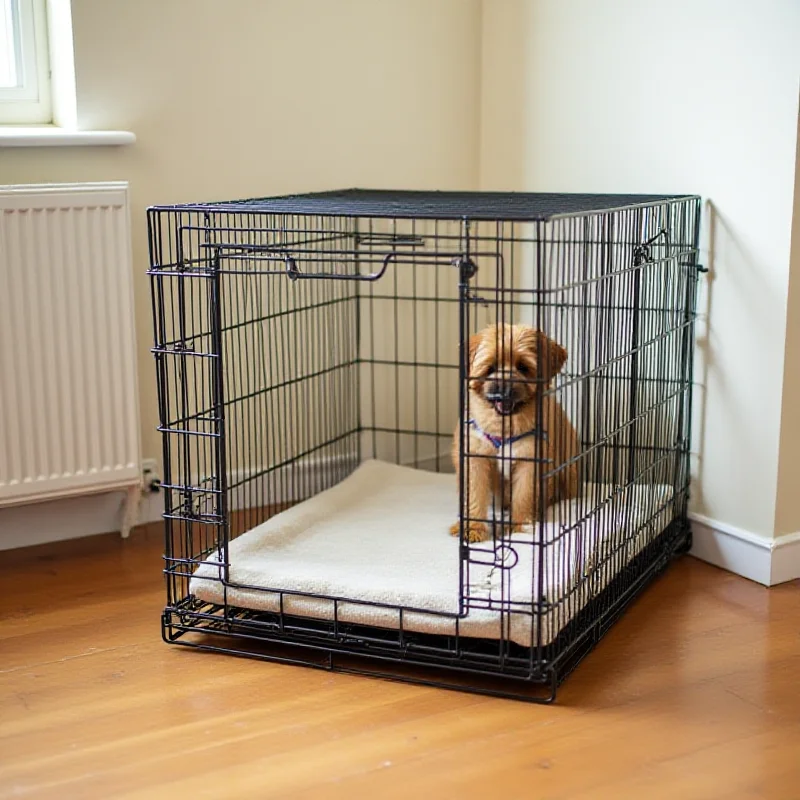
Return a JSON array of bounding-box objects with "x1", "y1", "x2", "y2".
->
[{"x1": 450, "y1": 323, "x2": 580, "y2": 543}]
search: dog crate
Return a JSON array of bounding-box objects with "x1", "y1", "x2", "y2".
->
[{"x1": 148, "y1": 190, "x2": 702, "y2": 702}]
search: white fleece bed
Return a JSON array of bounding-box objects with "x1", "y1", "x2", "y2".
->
[{"x1": 191, "y1": 460, "x2": 673, "y2": 647}]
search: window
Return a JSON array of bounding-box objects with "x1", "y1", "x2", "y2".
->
[{"x1": 0, "y1": 0, "x2": 51, "y2": 123}]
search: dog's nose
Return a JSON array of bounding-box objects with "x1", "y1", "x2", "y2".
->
[{"x1": 486, "y1": 380, "x2": 514, "y2": 401}]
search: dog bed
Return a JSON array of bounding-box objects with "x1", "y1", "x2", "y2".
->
[{"x1": 190, "y1": 459, "x2": 673, "y2": 647}]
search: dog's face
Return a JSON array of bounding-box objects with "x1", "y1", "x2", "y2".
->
[{"x1": 468, "y1": 324, "x2": 567, "y2": 417}]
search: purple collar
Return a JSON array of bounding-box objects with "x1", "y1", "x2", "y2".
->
[{"x1": 468, "y1": 418, "x2": 548, "y2": 449}]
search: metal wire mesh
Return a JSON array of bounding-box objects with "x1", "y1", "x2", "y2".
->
[
  {"x1": 155, "y1": 188, "x2": 692, "y2": 221},
  {"x1": 148, "y1": 191, "x2": 701, "y2": 701}
]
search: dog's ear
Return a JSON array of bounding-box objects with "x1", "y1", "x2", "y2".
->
[
  {"x1": 537, "y1": 331, "x2": 568, "y2": 382},
  {"x1": 467, "y1": 331, "x2": 483, "y2": 373}
]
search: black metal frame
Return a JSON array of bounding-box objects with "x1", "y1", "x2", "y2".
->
[{"x1": 148, "y1": 190, "x2": 702, "y2": 702}]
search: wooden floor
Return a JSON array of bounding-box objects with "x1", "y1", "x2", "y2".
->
[{"x1": 1, "y1": 527, "x2": 799, "y2": 800}]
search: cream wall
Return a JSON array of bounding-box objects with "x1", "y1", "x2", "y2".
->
[
  {"x1": 3, "y1": 0, "x2": 800, "y2": 549},
  {"x1": 0, "y1": 0, "x2": 482, "y2": 464},
  {"x1": 480, "y1": 0, "x2": 800, "y2": 539},
  {"x1": 775, "y1": 113, "x2": 800, "y2": 537}
]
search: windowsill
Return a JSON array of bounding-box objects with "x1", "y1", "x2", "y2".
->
[{"x1": 0, "y1": 127, "x2": 136, "y2": 147}]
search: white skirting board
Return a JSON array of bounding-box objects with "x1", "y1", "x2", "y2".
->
[
  {"x1": 689, "y1": 513, "x2": 800, "y2": 586},
  {"x1": 0, "y1": 489, "x2": 134, "y2": 551},
  {"x1": 5, "y1": 458, "x2": 799, "y2": 589},
  {"x1": 142, "y1": 480, "x2": 800, "y2": 587},
  {"x1": 146, "y1": 496, "x2": 799, "y2": 587}
]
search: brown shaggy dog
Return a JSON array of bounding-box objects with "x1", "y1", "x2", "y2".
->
[{"x1": 450, "y1": 323, "x2": 580, "y2": 543}]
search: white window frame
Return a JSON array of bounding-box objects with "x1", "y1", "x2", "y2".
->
[{"x1": 1, "y1": 0, "x2": 52, "y2": 124}]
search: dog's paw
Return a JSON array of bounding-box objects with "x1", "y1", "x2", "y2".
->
[
  {"x1": 510, "y1": 519, "x2": 533, "y2": 534},
  {"x1": 450, "y1": 521, "x2": 489, "y2": 543}
]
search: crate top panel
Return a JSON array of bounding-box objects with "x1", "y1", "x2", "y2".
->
[{"x1": 150, "y1": 189, "x2": 697, "y2": 222}]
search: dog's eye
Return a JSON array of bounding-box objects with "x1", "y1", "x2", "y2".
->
[
  {"x1": 486, "y1": 363, "x2": 497, "y2": 376},
  {"x1": 517, "y1": 362, "x2": 531, "y2": 376}
]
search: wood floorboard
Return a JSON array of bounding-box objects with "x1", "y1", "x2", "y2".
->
[{"x1": 1, "y1": 526, "x2": 798, "y2": 799}]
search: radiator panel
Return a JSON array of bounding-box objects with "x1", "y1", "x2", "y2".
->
[{"x1": 0, "y1": 183, "x2": 140, "y2": 506}]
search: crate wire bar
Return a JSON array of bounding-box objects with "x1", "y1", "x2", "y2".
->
[{"x1": 148, "y1": 189, "x2": 701, "y2": 702}]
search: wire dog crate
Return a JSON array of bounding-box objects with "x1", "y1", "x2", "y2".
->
[{"x1": 148, "y1": 190, "x2": 702, "y2": 702}]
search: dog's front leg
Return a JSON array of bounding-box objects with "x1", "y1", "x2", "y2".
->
[
  {"x1": 510, "y1": 461, "x2": 538, "y2": 533},
  {"x1": 450, "y1": 453, "x2": 492, "y2": 543}
]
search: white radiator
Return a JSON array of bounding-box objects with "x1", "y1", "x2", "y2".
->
[{"x1": 0, "y1": 183, "x2": 141, "y2": 533}]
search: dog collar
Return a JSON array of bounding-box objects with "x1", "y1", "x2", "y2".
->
[{"x1": 468, "y1": 418, "x2": 548, "y2": 449}]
